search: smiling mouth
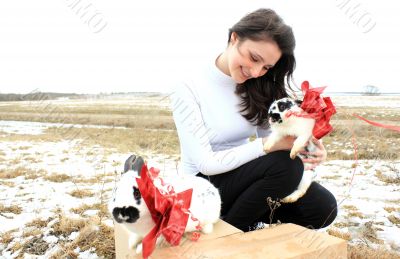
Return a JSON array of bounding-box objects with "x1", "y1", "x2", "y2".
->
[{"x1": 241, "y1": 67, "x2": 250, "y2": 79}]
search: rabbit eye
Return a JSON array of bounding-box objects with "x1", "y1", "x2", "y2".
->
[
  {"x1": 278, "y1": 103, "x2": 286, "y2": 111},
  {"x1": 133, "y1": 187, "x2": 141, "y2": 200}
]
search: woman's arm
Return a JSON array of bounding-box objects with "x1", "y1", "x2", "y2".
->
[{"x1": 170, "y1": 82, "x2": 266, "y2": 176}]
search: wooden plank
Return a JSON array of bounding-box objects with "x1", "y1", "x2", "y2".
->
[
  {"x1": 114, "y1": 219, "x2": 243, "y2": 259},
  {"x1": 152, "y1": 223, "x2": 347, "y2": 259}
]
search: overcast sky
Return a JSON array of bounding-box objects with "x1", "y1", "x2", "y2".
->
[{"x1": 0, "y1": 0, "x2": 399, "y2": 94}]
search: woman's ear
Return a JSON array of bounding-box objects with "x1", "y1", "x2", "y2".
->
[{"x1": 230, "y1": 32, "x2": 238, "y2": 45}]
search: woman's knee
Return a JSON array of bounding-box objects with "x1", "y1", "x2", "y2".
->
[
  {"x1": 261, "y1": 151, "x2": 304, "y2": 191},
  {"x1": 319, "y1": 194, "x2": 338, "y2": 228},
  {"x1": 306, "y1": 183, "x2": 338, "y2": 229}
]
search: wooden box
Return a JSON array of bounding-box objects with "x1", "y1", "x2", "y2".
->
[{"x1": 114, "y1": 221, "x2": 347, "y2": 259}]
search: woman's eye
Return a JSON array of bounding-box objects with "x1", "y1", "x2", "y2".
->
[{"x1": 250, "y1": 55, "x2": 258, "y2": 62}]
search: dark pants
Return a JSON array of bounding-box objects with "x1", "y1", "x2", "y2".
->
[{"x1": 196, "y1": 150, "x2": 337, "y2": 232}]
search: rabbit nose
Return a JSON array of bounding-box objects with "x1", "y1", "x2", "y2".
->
[
  {"x1": 112, "y1": 206, "x2": 140, "y2": 223},
  {"x1": 270, "y1": 113, "x2": 282, "y2": 123}
]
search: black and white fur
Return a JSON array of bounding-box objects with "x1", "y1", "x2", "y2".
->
[
  {"x1": 264, "y1": 97, "x2": 317, "y2": 203},
  {"x1": 109, "y1": 155, "x2": 221, "y2": 254}
]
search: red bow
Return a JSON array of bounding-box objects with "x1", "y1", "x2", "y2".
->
[
  {"x1": 136, "y1": 164, "x2": 193, "y2": 258},
  {"x1": 287, "y1": 81, "x2": 336, "y2": 139}
]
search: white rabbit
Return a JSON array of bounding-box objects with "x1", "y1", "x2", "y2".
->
[
  {"x1": 109, "y1": 155, "x2": 221, "y2": 254},
  {"x1": 263, "y1": 97, "x2": 317, "y2": 203}
]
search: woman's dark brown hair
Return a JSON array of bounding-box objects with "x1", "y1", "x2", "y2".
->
[{"x1": 229, "y1": 8, "x2": 296, "y2": 127}]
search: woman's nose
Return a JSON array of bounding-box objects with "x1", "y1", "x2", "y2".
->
[{"x1": 250, "y1": 65, "x2": 264, "y2": 78}]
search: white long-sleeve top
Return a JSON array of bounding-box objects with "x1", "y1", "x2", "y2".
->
[{"x1": 170, "y1": 53, "x2": 271, "y2": 176}]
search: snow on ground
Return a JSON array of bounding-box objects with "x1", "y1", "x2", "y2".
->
[
  {"x1": 0, "y1": 123, "x2": 400, "y2": 258},
  {"x1": 0, "y1": 120, "x2": 127, "y2": 135},
  {"x1": 315, "y1": 160, "x2": 400, "y2": 251}
]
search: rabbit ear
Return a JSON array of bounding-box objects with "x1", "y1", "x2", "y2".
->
[
  {"x1": 124, "y1": 155, "x2": 145, "y2": 176},
  {"x1": 124, "y1": 155, "x2": 137, "y2": 173},
  {"x1": 132, "y1": 156, "x2": 144, "y2": 176}
]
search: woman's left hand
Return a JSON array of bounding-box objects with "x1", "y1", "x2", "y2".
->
[{"x1": 299, "y1": 137, "x2": 327, "y2": 170}]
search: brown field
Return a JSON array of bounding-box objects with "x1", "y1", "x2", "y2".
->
[
  {"x1": 1, "y1": 96, "x2": 399, "y2": 160},
  {"x1": 0, "y1": 94, "x2": 399, "y2": 258}
]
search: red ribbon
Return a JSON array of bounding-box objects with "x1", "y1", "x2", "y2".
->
[
  {"x1": 287, "y1": 81, "x2": 337, "y2": 139},
  {"x1": 136, "y1": 164, "x2": 193, "y2": 258},
  {"x1": 353, "y1": 114, "x2": 400, "y2": 132}
]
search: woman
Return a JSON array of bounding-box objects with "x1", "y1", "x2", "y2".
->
[{"x1": 170, "y1": 8, "x2": 337, "y2": 232}]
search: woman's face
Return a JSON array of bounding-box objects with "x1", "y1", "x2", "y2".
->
[{"x1": 227, "y1": 33, "x2": 282, "y2": 84}]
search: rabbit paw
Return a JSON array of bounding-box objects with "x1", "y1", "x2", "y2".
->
[
  {"x1": 290, "y1": 144, "x2": 304, "y2": 159},
  {"x1": 282, "y1": 190, "x2": 305, "y2": 203},
  {"x1": 135, "y1": 242, "x2": 143, "y2": 254},
  {"x1": 201, "y1": 223, "x2": 214, "y2": 234}
]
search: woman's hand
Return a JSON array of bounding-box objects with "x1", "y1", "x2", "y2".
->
[
  {"x1": 263, "y1": 136, "x2": 296, "y2": 153},
  {"x1": 299, "y1": 137, "x2": 327, "y2": 170}
]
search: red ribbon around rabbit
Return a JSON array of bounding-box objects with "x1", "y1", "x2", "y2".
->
[
  {"x1": 135, "y1": 164, "x2": 199, "y2": 258},
  {"x1": 286, "y1": 81, "x2": 400, "y2": 135},
  {"x1": 286, "y1": 81, "x2": 337, "y2": 139}
]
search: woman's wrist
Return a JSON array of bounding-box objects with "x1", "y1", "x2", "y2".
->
[{"x1": 262, "y1": 137, "x2": 271, "y2": 154}]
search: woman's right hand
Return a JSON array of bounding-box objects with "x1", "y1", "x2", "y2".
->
[{"x1": 262, "y1": 136, "x2": 296, "y2": 153}]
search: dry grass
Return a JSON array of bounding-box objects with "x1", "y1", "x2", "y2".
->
[
  {"x1": 324, "y1": 114, "x2": 400, "y2": 160},
  {"x1": 0, "y1": 156, "x2": 6, "y2": 163},
  {"x1": 346, "y1": 211, "x2": 365, "y2": 219},
  {"x1": 69, "y1": 189, "x2": 94, "y2": 198},
  {"x1": 334, "y1": 221, "x2": 360, "y2": 228},
  {"x1": 0, "y1": 229, "x2": 18, "y2": 244},
  {"x1": 348, "y1": 244, "x2": 400, "y2": 259},
  {"x1": 321, "y1": 175, "x2": 341, "y2": 180},
  {"x1": 342, "y1": 205, "x2": 365, "y2": 219},
  {"x1": 71, "y1": 222, "x2": 114, "y2": 258},
  {"x1": 0, "y1": 181, "x2": 15, "y2": 187},
  {"x1": 2, "y1": 97, "x2": 400, "y2": 258},
  {"x1": 22, "y1": 228, "x2": 43, "y2": 238},
  {"x1": 384, "y1": 207, "x2": 400, "y2": 213},
  {"x1": 66, "y1": 127, "x2": 179, "y2": 154},
  {"x1": 25, "y1": 217, "x2": 53, "y2": 228},
  {"x1": 24, "y1": 156, "x2": 42, "y2": 163},
  {"x1": 0, "y1": 167, "x2": 26, "y2": 179},
  {"x1": 50, "y1": 247, "x2": 78, "y2": 259},
  {"x1": 51, "y1": 214, "x2": 115, "y2": 259},
  {"x1": 50, "y1": 217, "x2": 115, "y2": 259},
  {"x1": 44, "y1": 173, "x2": 72, "y2": 182},
  {"x1": 73, "y1": 177, "x2": 102, "y2": 184},
  {"x1": 51, "y1": 214, "x2": 87, "y2": 238},
  {"x1": 327, "y1": 228, "x2": 352, "y2": 241},
  {"x1": 0, "y1": 167, "x2": 45, "y2": 180},
  {"x1": 0, "y1": 127, "x2": 179, "y2": 155},
  {"x1": 2, "y1": 98, "x2": 399, "y2": 158},
  {"x1": 343, "y1": 205, "x2": 358, "y2": 211},
  {"x1": 375, "y1": 170, "x2": 400, "y2": 185},
  {"x1": 24, "y1": 169, "x2": 46, "y2": 180},
  {"x1": 21, "y1": 235, "x2": 49, "y2": 255},
  {"x1": 60, "y1": 157, "x2": 69, "y2": 162},
  {"x1": 70, "y1": 203, "x2": 108, "y2": 218},
  {"x1": 359, "y1": 221, "x2": 384, "y2": 245},
  {"x1": 388, "y1": 215, "x2": 400, "y2": 225},
  {"x1": 18, "y1": 146, "x2": 31, "y2": 150},
  {"x1": 8, "y1": 235, "x2": 49, "y2": 256},
  {"x1": 0, "y1": 101, "x2": 174, "y2": 130},
  {"x1": 9, "y1": 241, "x2": 23, "y2": 254},
  {"x1": 0, "y1": 203, "x2": 23, "y2": 214}
]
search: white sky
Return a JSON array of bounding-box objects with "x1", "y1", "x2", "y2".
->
[{"x1": 0, "y1": 0, "x2": 399, "y2": 94}]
